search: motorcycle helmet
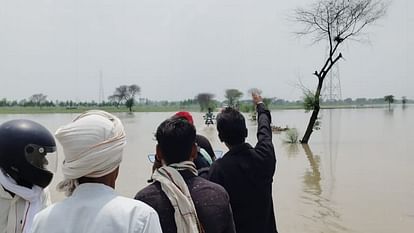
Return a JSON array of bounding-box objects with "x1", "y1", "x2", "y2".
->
[{"x1": 0, "y1": 119, "x2": 57, "y2": 188}]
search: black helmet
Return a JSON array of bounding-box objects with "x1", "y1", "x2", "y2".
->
[{"x1": 0, "y1": 119, "x2": 56, "y2": 188}]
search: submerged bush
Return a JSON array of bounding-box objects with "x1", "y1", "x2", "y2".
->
[{"x1": 283, "y1": 128, "x2": 299, "y2": 144}]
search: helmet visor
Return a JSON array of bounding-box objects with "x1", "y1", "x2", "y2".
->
[{"x1": 25, "y1": 144, "x2": 58, "y2": 173}]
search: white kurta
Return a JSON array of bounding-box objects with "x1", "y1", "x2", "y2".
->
[
  {"x1": 31, "y1": 183, "x2": 162, "y2": 233},
  {"x1": 0, "y1": 185, "x2": 50, "y2": 233}
]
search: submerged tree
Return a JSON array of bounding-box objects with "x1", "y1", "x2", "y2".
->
[
  {"x1": 402, "y1": 96, "x2": 407, "y2": 107},
  {"x1": 225, "y1": 89, "x2": 243, "y2": 108},
  {"x1": 125, "y1": 85, "x2": 140, "y2": 112},
  {"x1": 109, "y1": 85, "x2": 128, "y2": 108},
  {"x1": 384, "y1": 95, "x2": 394, "y2": 110},
  {"x1": 109, "y1": 84, "x2": 140, "y2": 111},
  {"x1": 293, "y1": 0, "x2": 388, "y2": 144},
  {"x1": 196, "y1": 93, "x2": 215, "y2": 111}
]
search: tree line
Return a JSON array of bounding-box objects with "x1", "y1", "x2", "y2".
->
[{"x1": 0, "y1": 89, "x2": 410, "y2": 111}]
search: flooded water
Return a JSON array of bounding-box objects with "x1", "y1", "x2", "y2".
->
[{"x1": 0, "y1": 107, "x2": 413, "y2": 233}]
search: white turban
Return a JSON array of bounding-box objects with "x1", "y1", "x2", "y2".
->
[{"x1": 55, "y1": 110, "x2": 126, "y2": 195}]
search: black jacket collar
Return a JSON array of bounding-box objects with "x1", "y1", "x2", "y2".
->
[{"x1": 224, "y1": 143, "x2": 252, "y2": 157}]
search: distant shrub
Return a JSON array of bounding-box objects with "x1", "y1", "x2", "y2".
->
[
  {"x1": 239, "y1": 103, "x2": 254, "y2": 113},
  {"x1": 302, "y1": 91, "x2": 317, "y2": 113},
  {"x1": 283, "y1": 128, "x2": 299, "y2": 144}
]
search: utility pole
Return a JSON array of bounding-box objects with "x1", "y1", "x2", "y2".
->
[{"x1": 98, "y1": 70, "x2": 105, "y2": 104}]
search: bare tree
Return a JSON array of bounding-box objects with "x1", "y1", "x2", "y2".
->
[
  {"x1": 225, "y1": 89, "x2": 243, "y2": 108},
  {"x1": 109, "y1": 84, "x2": 140, "y2": 111},
  {"x1": 196, "y1": 93, "x2": 215, "y2": 111},
  {"x1": 29, "y1": 93, "x2": 48, "y2": 108},
  {"x1": 293, "y1": 0, "x2": 388, "y2": 144},
  {"x1": 109, "y1": 85, "x2": 128, "y2": 108},
  {"x1": 125, "y1": 84, "x2": 140, "y2": 112}
]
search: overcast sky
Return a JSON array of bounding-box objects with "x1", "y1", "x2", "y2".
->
[{"x1": 0, "y1": 0, "x2": 412, "y2": 101}]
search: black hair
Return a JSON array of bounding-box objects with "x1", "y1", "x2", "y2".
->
[
  {"x1": 155, "y1": 117, "x2": 196, "y2": 164},
  {"x1": 216, "y1": 107, "x2": 247, "y2": 146}
]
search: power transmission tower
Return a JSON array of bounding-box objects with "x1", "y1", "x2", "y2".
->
[
  {"x1": 98, "y1": 70, "x2": 105, "y2": 104},
  {"x1": 322, "y1": 51, "x2": 342, "y2": 102}
]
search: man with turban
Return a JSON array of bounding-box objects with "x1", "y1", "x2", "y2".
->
[{"x1": 31, "y1": 110, "x2": 162, "y2": 233}]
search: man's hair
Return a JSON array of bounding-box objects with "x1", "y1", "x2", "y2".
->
[
  {"x1": 216, "y1": 107, "x2": 247, "y2": 146},
  {"x1": 156, "y1": 117, "x2": 196, "y2": 164}
]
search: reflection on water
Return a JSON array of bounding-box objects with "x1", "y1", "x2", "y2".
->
[
  {"x1": 384, "y1": 108, "x2": 394, "y2": 116},
  {"x1": 284, "y1": 143, "x2": 300, "y2": 158},
  {"x1": 275, "y1": 107, "x2": 414, "y2": 232},
  {"x1": 302, "y1": 144, "x2": 321, "y2": 195},
  {"x1": 301, "y1": 144, "x2": 348, "y2": 233}
]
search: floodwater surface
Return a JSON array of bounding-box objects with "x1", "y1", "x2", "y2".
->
[{"x1": 0, "y1": 107, "x2": 413, "y2": 233}]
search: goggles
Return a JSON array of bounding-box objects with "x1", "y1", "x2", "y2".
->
[{"x1": 25, "y1": 144, "x2": 58, "y2": 173}]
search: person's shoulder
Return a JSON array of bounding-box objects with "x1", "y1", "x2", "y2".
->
[
  {"x1": 134, "y1": 182, "x2": 166, "y2": 207},
  {"x1": 115, "y1": 195, "x2": 159, "y2": 214},
  {"x1": 138, "y1": 182, "x2": 161, "y2": 193},
  {"x1": 135, "y1": 182, "x2": 161, "y2": 198},
  {"x1": 192, "y1": 176, "x2": 228, "y2": 194},
  {"x1": 195, "y1": 134, "x2": 211, "y2": 147},
  {"x1": 196, "y1": 134, "x2": 208, "y2": 141},
  {"x1": 190, "y1": 177, "x2": 230, "y2": 206},
  {"x1": 208, "y1": 158, "x2": 223, "y2": 172},
  {"x1": 212, "y1": 151, "x2": 240, "y2": 165},
  {"x1": 209, "y1": 156, "x2": 231, "y2": 174},
  {"x1": 34, "y1": 201, "x2": 63, "y2": 221}
]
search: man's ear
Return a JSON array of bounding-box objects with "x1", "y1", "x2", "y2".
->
[
  {"x1": 189, "y1": 144, "x2": 197, "y2": 161},
  {"x1": 156, "y1": 145, "x2": 164, "y2": 163}
]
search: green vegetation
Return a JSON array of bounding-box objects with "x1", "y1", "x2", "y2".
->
[
  {"x1": 224, "y1": 89, "x2": 243, "y2": 108},
  {"x1": 29, "y1": 93, "x2": 48, "y2": 108},
  {"x1": 0, "y1": 105, "x2": 200, "y2": 114},
  {"x1": 196, "y1": 93, "x2": 217, "y2": 111},
  {"x1": 109, "y1": 84, "x2": 140, "y2": 112},
  {"x1": 0, "y1": 95, "x2": 411, "y2": 114},
  {"x1": 302, "y1": 91, "x2": 318, "y2": 113},
  {"x1": 283, "y1": 128, "x2": 299, "y2": 144}
]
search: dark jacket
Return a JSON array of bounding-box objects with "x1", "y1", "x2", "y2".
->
[
  {"x1": 208, "y1": 103, "x2": 277, "y2": 233},
  {"x1": 196, "y1": 134, "x2": 215, "y2": 160},
  {"x1": 194, "y1": 134, "x2": 215, "y2": 170},
  {"x1": 135, "y1": 170, "x2": 236, "y2": 233}
]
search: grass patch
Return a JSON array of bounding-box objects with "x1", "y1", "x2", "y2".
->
[{"x1": 283, "y1": 128, "x2": 299, "y2": 144}]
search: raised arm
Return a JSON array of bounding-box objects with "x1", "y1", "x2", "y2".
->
[
  {"x1": 252, "y1": 93, "x2": 273, "y2": 146},
  {"x1": 252, "y1": 93, "x2": 276, "y2": 175}
]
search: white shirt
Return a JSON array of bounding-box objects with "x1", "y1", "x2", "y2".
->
[
  {"x1": 0, "y1": 185, "x2": 50, "y2": 233},
  {"x1": 31, "y1": 183, "x2": 162, "y2": 233}
]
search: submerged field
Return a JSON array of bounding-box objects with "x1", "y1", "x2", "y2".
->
[{"x1": 1, "y1": 107, "x2": 412, "y2": 232}]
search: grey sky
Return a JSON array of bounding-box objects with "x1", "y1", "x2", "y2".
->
[{"x1": 0, "y1": 0, "x2": 412, "y2": 102}]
